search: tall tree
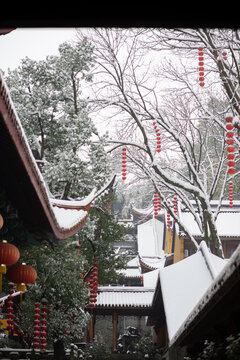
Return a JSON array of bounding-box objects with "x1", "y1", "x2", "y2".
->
[
  {"x1": 4, "y1": 38, "x2": 127, "y2": 351},
  {"x1": 78, "y1": 28, "x2": 240, "y2": 258}
]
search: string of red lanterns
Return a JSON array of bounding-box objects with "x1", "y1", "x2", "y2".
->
[
  {"x1": 33, "y1": 302, "x2": 41, "y2": 349},
  {"x1": 166, "y1": 201, "x2": 171, "y2": 228},
  {"x1": 7, "y1": 282, "x2": 14, "y2": 332},
  {"x1": 89, "y1": 255, "x2": 98, "y2": 308},
  {"x1": 173, "y1": 196, "x2": 178, "y2": 222},
  {"x1": 225, "y1": 115, "x2": 236, "y2": 208},
  {"x1": 222, "y1": 51, "x2": 227, "y2": 61},
  {"x1": 198, "y1": 47, "x2": 205, "y2": 87},
  {"x1": 40, "y1": 298, "x2": 48, "y2": 350},
  {"x1": 153, "y1": 186, "x2": 161, "y2": 219},
  {"x1": 153, "y1": 122, "x2": 161, "y2": 153},
  {"x1": 122, "y1": 148, "x2": 127, "y2": 181}
]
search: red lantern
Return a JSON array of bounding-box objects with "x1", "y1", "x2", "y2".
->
[
  {"x1": 227, "y1": 139, "x2": 234, "y2": 145},
  {"x1": 227, "y1": 161, "x2": 236, "y2": 167},
  {"x1": 226, "y1": 116, "x2": 233, "y2": 123},
  {"x1": 227, "y1": 153, "x2": 235, "y2": 160},
  {"x1": 226, "y1": 123, "x2": 234, "y2": 130},
  {"x1": 0, "y1": 241, "x2": 20, "y2": 266},
  {"x1": 226, "y1": 131, "x2": 234, "y2": 138},
  {"x1": 0, "y1": 241, "x2": 20, "y2": 292},
  {"x1": 7, "y1": 263, "x2": 37, "y2": 284},
  {"x1": 0, "y1": 214, "x2": 3, "y2": 230},
  {"x1": 228, "y1": 168, "x2": 236, "y2": 175},
  {"x1": 227, "y1": 146, "x2": 235, "y2": 153}
]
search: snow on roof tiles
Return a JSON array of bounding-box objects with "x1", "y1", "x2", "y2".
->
[
  {"x1": 95, "y1": 286, "x2": 154, "y2": 308},
  {"x1": 180, "y1": 211, "x2": 240, "y2": 237},
  {"x1": 155, "y1": 241, "x2": 226, "y2": 341},
  {"x1": 0, "y1": 72, "x2": 109, "y2": 239},
  {"x1": 137, "y1": 219, "x2": 165, "y2": 257}
]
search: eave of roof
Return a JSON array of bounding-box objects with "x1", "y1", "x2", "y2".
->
[
  {"x1": 0, "y1": 72, "x2": 96, "y2": 239},
  {"x1": 169, "y1": 244, "x2": 240, "y2": 348}
]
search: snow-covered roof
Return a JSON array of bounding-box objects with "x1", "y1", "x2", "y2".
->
[
  {"x1": 153, "y1": 241, "x2": 227, "y2": 342},
  {"x1": 139, "y1": 256, "x2": 166, "y2": 270},
  {"x1": 143, "y1": 268, "x2": 160, "y2": 287},
  {"x1": 95, "y1": 286, "x2": 154, "y2": 308},
  {"x1": 137, "y1": 218, "x2": 165, "y2": 258},
  {"x1": 119, "y1": 256, "x2": 141, "y2": 278},
  {"x1": 0, "y1": 72, "x2": 114, "y2": 239},
  {"x1": 170, "y1": 243, "x2": 240, "y2": 347},
  {"x1": 180, "y1": 211, "x2": 240, "y2": 237}
]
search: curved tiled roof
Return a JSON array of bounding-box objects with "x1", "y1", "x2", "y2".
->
[
  {"x1": 95, "y1": 286, "x2": 154, "y2": 308},
  {"x1": 0, "y1": 72, "x2": 112, "y2": 239}
]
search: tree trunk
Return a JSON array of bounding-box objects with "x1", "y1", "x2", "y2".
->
[{"x1": 54, "y1": 339, "x2": 65, "y2": 360}]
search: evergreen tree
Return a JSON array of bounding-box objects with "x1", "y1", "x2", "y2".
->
[{"x1": 4, "y1": 38, "x2": 127, "y2": 352}]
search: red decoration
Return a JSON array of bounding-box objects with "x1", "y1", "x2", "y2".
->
[
  {"x1": 7, "y1": 282, "x2": 14, "y2": 332},
  {"x1": 173, "y1": 196, "x2": 178, "y2": 223},
  {"x1": 7, "y1": 263, "x2": 37, "y2": 284},
  {"x1": 153, "y1": 122, "x2": 161, "y2": 153},
  {"x1": 227, "y1": 153, "x2": 235, "y2": 160},
  {"x1": 198, "y1": 47, "x2": 205, "y2": 87},
  {"x1": 40, "y1": 299, "x2": 47, "y2": 350},
  {"x1": 226, "y1": 116, "x2": 233, "y2": 123},
  {"x1": 0, "y1": 241, "x2": 20, "y2": 266},
  {"x1": 225, "y1": 115, "x2": 236, "y2": 207},
  {"x1": 229, "y1": 181, "x2": 233, "y2": 208},
  {"x1": 228, "y1": 167, "x2": 236, "y2": 175},
  {"x1": 89, "y1": 255, "x2": 98, "y2": 308},
  {"x1": 33, "y1": 302, "x2": 41, "y2": 349},
  {"x1": 166, "y1": 202, "x2": 171, "y2": 228},
  {"x1": 153, "y1": 187, "x2": 161, "y2": 219},
  {"x1": 222, "y1": 52, "x2": 227, "y2": 61},
  {"x1": 122, "y1": 148, "x2": 127, "y2": 181}
]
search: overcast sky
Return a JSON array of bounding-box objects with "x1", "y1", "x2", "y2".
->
[{"x1": 0, "y1": 28, "x2": 78, "y2": 72}]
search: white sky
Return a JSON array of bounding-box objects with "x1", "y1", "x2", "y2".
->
[{"x1": 0, "y1": 28, "x2": 78, "y2": 72}]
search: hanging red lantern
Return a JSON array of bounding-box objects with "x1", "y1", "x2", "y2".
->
[
  {"x1": 227, "y1": 145, "x2": 235, "y2": 153},
  {"x1": 227, "y1": 161, "x2": 236, "y2": 168},
  {"x1": 226, "y1": 131, "x2": 234, "y2": 138},
  {"x1": 227, "y1": 138, "x2": 234, "y2": 145},
  {"x1": 0, "y1": 240, "x2": 20, "y2": 293},
  {"x1": 226, "y1": 116, "x2": 233, "y2": 123},
  {"x1": 228, "y1": 167, "x2": 236, "y2": 175},
  {"x1": 0, "y1": 214, "x2": 3, "y2": 230},
  {"x1": 226, "y1": 123, "x2": 234, "y2": 130},
  {"x1": 227, "y1": 153, "x2": 235, "y2": 160},
  {"x1": 7, "y1": 263, "x2": 37, "y2": 284},
  {"x1": 0, "y1": 241, "x2": 20, "y2": 266}
]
